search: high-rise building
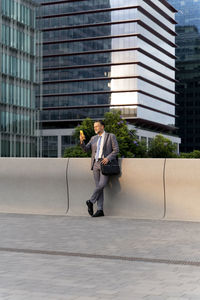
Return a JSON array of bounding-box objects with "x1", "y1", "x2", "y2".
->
[
  {"x1": 169, "y1": 0, "x2": 200, "y2": 152},
  {"x1": 0, "y1": 0, "x2": 42, "y2": 157},
  {"x1": 36, "y1": 0, "x2": 180, "y2": 157}
]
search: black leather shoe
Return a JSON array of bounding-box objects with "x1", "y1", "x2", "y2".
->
[
  {"x1": 92, "y1": 210, "x2": 104, "y2": 217},
  {"x1": 86, "y1": 200, "x2": 93, "y2": 216}
]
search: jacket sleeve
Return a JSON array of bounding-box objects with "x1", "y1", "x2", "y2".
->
[
  {"x1": 106, "y1": 134, "x2": 119, "y2": 161},
  {"x1": 80, "y1": 136, "x2": 93, "y2": 152}
]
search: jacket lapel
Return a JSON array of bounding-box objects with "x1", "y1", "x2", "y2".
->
[
  {"x1": 94, "y1": 135, "x2": 99, "y2": 152},
  {"x1": 102, "y1": 132, "x2": 108, "y2": 154}
]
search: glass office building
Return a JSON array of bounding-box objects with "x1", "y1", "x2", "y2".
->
[
  {"x1": 0, "y1": 0, "x2": 42, "y2": 157},
  {"x1": 36, "y1": 0, "x2": 180, "y2": 157},
  {"x1": 169, "y1": 0, "x2": 200, "y2": 152}
]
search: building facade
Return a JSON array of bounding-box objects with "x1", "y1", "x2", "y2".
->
[
  {"x1": 169, "y1": 0, "x2": 200, "y2": 152},
  {"x1": 0, "y1": 0, "x2": 42, "y2": 157},
  {"x1": 36, "y1": 0, "x2": 180, "y2": 157}
]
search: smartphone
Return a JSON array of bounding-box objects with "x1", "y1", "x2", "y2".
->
[{"x1": 80, "y1": 130, "x2": 85, "y2": 139}]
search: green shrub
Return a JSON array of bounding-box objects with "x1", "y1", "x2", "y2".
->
[
  {"x1": 63, "y1": 145, "x2": 90, "y2": 158},
  {"x1": 179, "y1": 150, "x2": 200, "y2": 158},
  {"x1": 148, "y1": 134, "x2": 177, "y2": 158}
]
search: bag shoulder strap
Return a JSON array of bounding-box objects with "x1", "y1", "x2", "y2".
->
[{"x1": 102, "y1": 132, "x2": 109, "y2": 156}]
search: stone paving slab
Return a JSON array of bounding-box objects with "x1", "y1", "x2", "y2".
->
[
  {"x1": 0, "y1": 213, "x2": 200, "y2": 299},
  {"x1": 1, "y1": 214, "x2": 200, "y2": 261},
  {"x1": 1, "y1": 251, "x2": 200, "y2": 300}
]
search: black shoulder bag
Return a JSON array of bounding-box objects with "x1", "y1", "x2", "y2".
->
[{"x1": 100, "y1": 134, "x2": 120, "y2": 176}]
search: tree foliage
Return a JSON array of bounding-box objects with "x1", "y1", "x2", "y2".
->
[
  {"x1": 63, "y1": 110, "x2": 147, "y2": 158},
  {"x1": 63, "y1": 111, "x2": 191, "y2": 159},
  {"x1": 63, "y1": 116, "x2": 200, "y2": 159},
  {"x1": 63, "y1": 145, "x2": 90, "y2": 158},
  {"x1": 104, "y1": 110, "x2": 147, "y2": 157},
  {"x1": 148, "y1": 134, "x2": 177, "y2": 158}
]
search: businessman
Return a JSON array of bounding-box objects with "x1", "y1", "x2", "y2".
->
[{"x1": 80, "y1": 120, "x2": 119, "y2": 217}]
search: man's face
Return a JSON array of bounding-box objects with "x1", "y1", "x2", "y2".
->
[{"x1": 94, "y1": 122, "x2": 104, "y2": 134}]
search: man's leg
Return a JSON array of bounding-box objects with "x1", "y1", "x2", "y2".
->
[
  {"x1": 96, "y1": 171, "x2": 109, "y2": 211},
  {"x1": 93, "y1": 161, "x2": 101, "y2": 189},
  {"x1": 90, "y1": 161, "x2": 109, "y2": 210}
]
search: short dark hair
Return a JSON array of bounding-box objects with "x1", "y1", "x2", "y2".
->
[{"x1": 94, "y1": 120, "x2": 105, "y2": 127}]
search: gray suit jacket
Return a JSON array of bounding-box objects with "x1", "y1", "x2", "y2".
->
[{"x1": 80, "y1": 132, "x2": 119, "y2": 170}]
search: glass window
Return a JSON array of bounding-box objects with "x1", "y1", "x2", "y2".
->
[{"x1": 42, "y1": 136, "x2": 58, "y2": 157}]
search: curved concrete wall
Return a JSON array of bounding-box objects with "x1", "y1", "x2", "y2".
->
[
  {"x1": 0, "y1": 158, "x2": 69, "y2": 215},
  {"x1": 67, "y1": 158, "x2": 95, "y2": 216},
  {"x1": 104, "y1": 158, "x2": 165, "y2": 218},
  {"x1": 67, "y1": 158, "x2": 165, "y2": 219},
  {"x1": 1, "y1": 157, "x2": 200, "y2": 221},
  {"x1": 165, "y1": 159, "x2": 200, "y2": 222}
]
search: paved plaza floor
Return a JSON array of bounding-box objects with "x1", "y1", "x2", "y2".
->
[{"x1": 1, "y1": 213, "x2": 200, "y2": 299}]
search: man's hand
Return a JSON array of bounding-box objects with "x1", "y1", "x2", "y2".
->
[
  {"x1": 101, "y1": 158, "x2": 109, "y2": 165},
  {"x1": 80, "y1": 131, "x2": 85, "y2": 144},
  {"x1": 80, "y1": 134, "x2": 85, "y2": 144}
]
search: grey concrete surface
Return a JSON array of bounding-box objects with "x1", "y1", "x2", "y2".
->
[
  {"x1": 1, "y1": 213, "x2": 200, "y2": 299},
  {"x1": 165, "y1": 159, "x2": 200, "y2": 222},
  {"x1": 0, "y1": 158, "x2": 69, "y2": 215}
]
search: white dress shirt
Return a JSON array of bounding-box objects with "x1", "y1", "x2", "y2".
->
[{"x1": 96, "y1": 131, "x2": 105, "y2": 160}]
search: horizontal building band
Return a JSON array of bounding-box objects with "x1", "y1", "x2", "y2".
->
[
  {"x1": 39, "y1": 8, "x2": 176, "y2": 37},
  {"x1": 40, "y1": 99, "x2": 177, "y2": 112},
  {"x1": 41, "y1": 33, "x2": 139, "y2": 44},
  {"x1": 0, "y1": 103, "x2": 37, "y2": 112},
  {"x1": 40, "y1": 0, "x2": 177, "y2": 13},
  {"x1": 39, "y1": 20, "x2": 176, "y2": 47},
  {"x1": 2, "y1": 13, "x2": 37, "y2": 32},
  {"x1": 41, "y1": 25, "x2": 176, "y2": 47},
  {"x1": 40, "y1": 109, "x2": 138, "y2": 122},
  {"x1": 41, "y1": 0, "x2": 87, "y2": 5},
  {"x1": 143, "y1": 0, "x2": 177, "y2": 23},
  {"x1": 37, "y1": 5, "x2": 139, "y2": 18},
  {"x1": 41, "y1": 19, "x2": 139, "y2": 31},
  {"x1": 138, "y1": 7, "x2": 176, "y2": 35},
  {"x1": 158, "y1": 0, "x2": 177, "y2": 13},
  {"x1": 40, "y1": 117, "x2": 176, "y2": 132},
  {"x1": 41, "y1": 103, "x2": 176, "y2": 118},
  {"x1": 139, "y1": 48, "x2": 176, "y2": 71},
  {"x1": 43, "y1": 47, "x2": 176, "y2": 71},
  {"x1": 130, "y1": 118, "x2": 177, "y2": 132},
  {"x1": 43, "y1": 51, "x2": 176, "y2": 78},
  {"x1": 40, "y1": 116, "x2": 176, "y2": 125},
  {"x1": 42, "y1": 35, "x2": 176, "y2": 59},
  {"x1": 41, "y1": 97, "x2": 176, "y2": 112},
  {"x1": 42, "y1": 29, "x2": 176, "y2": 52},
  {"x1": 38, "y1": 8, "x2": 175, "y2": 37},
  {"x1": 41, "y1": 22, "x2": 175, "y2": 46},
  {"x1": 42, "y1": 61, "x2": 177, "y2": 83},
  {"x1": 40, "y1": 119, "x2": 177, "y2": 134},
  {"x1": 42, "y1": 77, "x2": 176, "y2": 96},
  {"x1": 138, "y1": 22, "x2": 176, "y2": 47},
  {"x1": 38, "y1": 2, "x2": 176, "y2": 25},
  {"x1": 42, "y1": 75, "x2": 176, "y2": 94},
  {"x1": 38, "y1": 89, "x2": 176, "y2": 106}
]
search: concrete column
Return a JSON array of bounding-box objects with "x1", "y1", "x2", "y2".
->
[
  {"x1": 0, "y1": 133, "x2": 1, "y2": 157},
  {"x1": 58, "y1": 135, "x2": 62, "y2": 158}
]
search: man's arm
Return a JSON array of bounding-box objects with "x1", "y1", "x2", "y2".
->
[
  {"x1": 106, "y1": 134, "x2": 119, "y2": 161},
  {"x1": 80, "y1": 137, "x2": 93, "y2": 152}
]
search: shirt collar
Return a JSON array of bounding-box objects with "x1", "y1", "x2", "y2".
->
[{"x1": 98, "y1": 131, "x2": 105, "y2": 138}]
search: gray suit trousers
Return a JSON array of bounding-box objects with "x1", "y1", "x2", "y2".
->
[{"x1": 90, "y1": 160, "x2": 109, "y2": 210}]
